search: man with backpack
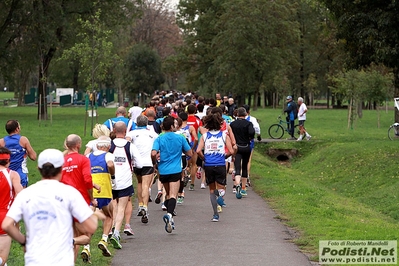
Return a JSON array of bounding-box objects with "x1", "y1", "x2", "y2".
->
[
  {"x1": 108, "y1": 122, "x2": 143, "y2": 249},
  {"x1": 284, "y1": 95, "x2": 298, "y2": 140}
]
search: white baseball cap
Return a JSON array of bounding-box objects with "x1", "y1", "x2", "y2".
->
[{"x1": 38, "y1": 149, "x2": 64, "y2": 168}]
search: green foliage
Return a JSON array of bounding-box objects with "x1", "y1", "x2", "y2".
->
[
  {"x1": 59, "y1": 9, "x2": 118, "y2": 91},
  {"x1": 124, "y1": 43, "x2": 165, "y2": 94},
  {"x1": 250, "y1": 107, "x2": 399, "y2": 259},
  {"x1": 177, "y1": 0, "x2": 299, "y2": 97},
  {"x1": 2, "y1": 105, "x2": 399, "y2": 264}
]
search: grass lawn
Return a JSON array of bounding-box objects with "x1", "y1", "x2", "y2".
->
[{"x1": 1, "y1": 103, "x2": 399, "y2": 265}]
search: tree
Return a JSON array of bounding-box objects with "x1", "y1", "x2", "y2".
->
[
  {"x1": 319, "y1": 0, "x2": 399, "y2": 121},
  {"x1": 124, "y1": 43, "x2": 165, "y2": 95},
  {"x1": 0, "y1": 0, "x2": 139, "y2": 119},
  {"x1": 130, "y1": 0, "x2": 183, "y2": 91},
  {"x1": 330, "y1": 68, "x2": 393, "y2": 129},
  {"x1": 177, "y1": 0, "x2": 317, "y2": 109},
  {"x1": 60, "y1": 9, "x2": 117, "y2": 92}
]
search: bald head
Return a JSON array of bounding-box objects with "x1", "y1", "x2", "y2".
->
[
  {"x1": 114, "y1": 121, "x2": 127, "y2": 136},
  {"x1": 65, "y1": 134, "x2": 82, "y2": 150},
  {"x1": 146, "y1": 109, "x2": 156, "y2": 120},
  {"x1": 116, "y1": 107, "x2": 127, "y2": 117}
]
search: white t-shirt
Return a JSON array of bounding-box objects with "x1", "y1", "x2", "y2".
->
[
  {"x1": 126, "y1": 128, "x2": 158, "y2": 167},
  {"x1": 128, "y1": 106, "x2": 143, "y2": 123},
  {"x1": 85, "y1": 139, "x2": 98, "y2": 153},
  {"x1": 111, "y1": 138, "x2": 143, "y2": 190},
  {"x1": 298, "y1": 103, "x2": 307, "y2": 121},
  {"x1": 246, "y1": 115, "x2": 261, "y2": 135},
  {"x1": 6, "y1": 179, "x2": 93, "y2": 266}
]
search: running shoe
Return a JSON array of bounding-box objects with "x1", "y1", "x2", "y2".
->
[
  {"x1": 183, "y1": 175, "x2": 190, "y2": 187},
  {"x1": 217, "y1": 205, "x2": 222, "y2": 213},
  {"x1": 161, "y1": 203, "x2": 167, "y2": 211},
  {"x1": 217, "y1": 196, "x2": 226, "y2": 207},
  {"x1": 136, "y1": 207, "x2": 144, "y2": 216},
  {"x1": 240, "y1": 189, "x2": 248, "y2": 197},
  {"x1": 149, "y1": 196, "x2": 153, "y2": 202},
  {"x1": 196, "y1": 167, "x2": 202, "y2": 179},
  {"x1": 110, "y1": 234, "x2": 122, "y2": 249},
  {"x1": 98, "y1": 240, "x2": 111, "y2": 257},
  {"x1": 189, "y1": 184, "x2": 194, "y2": 191},
  {"x1": 201, "y1": 183, "x2": 206, "y2": 189},
  {"x1": 236, "y1": 185, "x2": 242, "y2": 199},
  {"x1": 155, "y1": 191, "x2": 163, "y2": 204},
  {"x1": 163, "y1": 213, "x2": 173, "y2": 233},
  {"x1": 108, "y1": 226, "x2": 115, "y2": 239},
  {"x1": 123, "y1": 224, "x2": 134, "y2": 236},
  {"x1": 141, "y1": 209, "x2": 148, "y2": 224},
  {"x1": 306, "y1": 135, "x2": 312, "y2": 141},
  {"x1": 81, "y1": 248, "x2": 91, "y2": 263},
  {"x1": 212, "y1": 214, "x2": 219, "y2": 222},
  {"x1": 232, "y1": 185, "x2": 237, "y2": 194},
  {"x1": 177, "y1": 197, "x2": 183, "y2": 205}
]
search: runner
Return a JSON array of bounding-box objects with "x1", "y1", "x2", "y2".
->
[
  {"x1": 229, "y1": 107, "x2": 255, "y2": 199},
  {"x1": 0, "y1": 147, "x2": 22, "y2": 266},
  {"x1": 109, "y1": 122, "x2": 143, "y2": 249},
  {"x1": 0, "y1": 120, "x2": 37, "y2": 187},
  {"x1": 126, "y1": 115, "x2": 158, "y2": 224},
  {"x1": 151, "y1": 116, "x2": 193, "y2": 233},
  {"x1": 186, "y1": 104, "x2": 201, "y2": 191},
  {"x1": 87, "y1": 136, "x2": 115, "y2": 257},
  {"x1": 2, "y1": 149, "x2": 98, "y2": 266},
  {"x1": 197, "y1": 113, "x2": 234, "y2": 221},
  {"x1": 61, "y1": 134, "x2": 98, "y2": 263}
]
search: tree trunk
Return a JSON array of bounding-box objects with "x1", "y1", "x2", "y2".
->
[{"x1": 37, "y1": 47, "x2": 57, "y2": 120}]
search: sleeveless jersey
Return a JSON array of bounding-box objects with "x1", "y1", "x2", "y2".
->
[
  {"x1": 4, "y1": 135, "x2": 28, "y2": 183},
  {"x1": 89, "y1": 152, "x2": 112, "y2": 199},
  {"x1": 177, "y1": 125, "x2": 193, "y2": 147},
  {"x1": 203, "y1": 130, "x2": 227, "y2": 167},
  {"x1": 0, "y1": 168, "x2": 14, "y2": 234}
]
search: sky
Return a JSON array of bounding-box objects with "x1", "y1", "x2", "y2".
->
[{"x1": 167, "y1": 0, "x2": 179, "y2": 9}]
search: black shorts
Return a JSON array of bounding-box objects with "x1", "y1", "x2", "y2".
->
[
  {"x1": 134, "y1": 166, "x2": 154, "y2": 176},
  {"x1": 298, "y1": 120, "x2": 305, "y2": 126},
  {"x1": 182, "y1": 155, "x2": 187, "y2": 170},
  {"x1": 112, "y1": 185, "x2": 134, "y2": 200},
  {"x1": 160, "y1": 172, "x2": 182, "y2": 184},
  {"x1": 204, "y1": 166, "x2": 226, "y2": 186},
  {"x1": 196, "y1": 156, "x2": 203, "y2": 167}
]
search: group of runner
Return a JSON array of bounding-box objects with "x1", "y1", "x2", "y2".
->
[{"x1": 0, "y1": 91, "x2": 262, "y2": 265}]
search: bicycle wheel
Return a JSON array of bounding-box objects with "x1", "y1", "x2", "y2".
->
[
  {"x1": 388, "y1": 125, "x2": 399, "y2": 140},
  {"x1": 268, "y1": 124, "x2": 285, "y2": 139}
]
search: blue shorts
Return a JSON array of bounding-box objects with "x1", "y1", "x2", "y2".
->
[
  {"x1": 250, "y1": 139, "x2": 255, "y2": 150},
  {"x1": 95, "y1": 198, "x2": 112, "y2": 209}
]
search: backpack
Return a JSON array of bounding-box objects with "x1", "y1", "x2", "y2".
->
[
  {"x1": 156, "y1": 106, "x2": 164, "y2": 119},
  {"x1": 291, "y1": 102, "x2": 298, "y2": 119}
]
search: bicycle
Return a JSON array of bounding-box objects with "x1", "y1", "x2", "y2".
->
[
  {"x1": 268, "y1": 115, "x2": 299, "y2": 139},
  {"x1": 388, "y1": 98, "x2": 399, "y2": 140},
  {"x1": 388, "y1": 123, "x2": 399, "y2": 140}
]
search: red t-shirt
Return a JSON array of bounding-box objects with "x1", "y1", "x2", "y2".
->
[
  {"x1": 187, "y1": 114, "x2": 202, "y2": 133},
  {"x1": 61, "y1": 152, "x2": 93, "y2": 205}
]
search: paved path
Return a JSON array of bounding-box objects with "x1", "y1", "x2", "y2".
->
[{"x1": 112, "y1": 179, "x2": 314, "y2": 266}]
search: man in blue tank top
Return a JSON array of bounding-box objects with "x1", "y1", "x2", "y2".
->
[{"x1": 0, "y1": 120, "x2": 37, "y2": 187}]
